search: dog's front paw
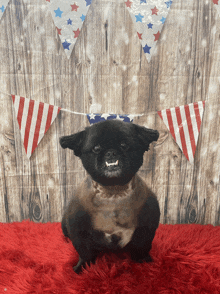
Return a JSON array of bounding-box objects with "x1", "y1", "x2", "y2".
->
[
  {"x1": 73, "y1": 264, "x2": 83, "y2": 274},
  {"x1": 73, "y1": 257, "x2": 86, "y2": 274},
  {"x1": 73, "y1": 256, "x2": 97, "y2": 274}
]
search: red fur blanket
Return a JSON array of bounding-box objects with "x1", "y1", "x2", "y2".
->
[{"x1": 0, "y1": 220, "x2": 219, "y2": 293}]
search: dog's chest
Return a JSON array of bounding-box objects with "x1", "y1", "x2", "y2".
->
[{"x1": 91, "y1": 190, "x2": 137, "y2": 247}]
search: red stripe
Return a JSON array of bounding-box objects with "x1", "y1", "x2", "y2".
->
[
  {"x1": 193, "y1": 102, "x2": 202, "y2": 132},
  {"x1": 166, "y1": 109, "x2": 176, "y2": 141},
  {"x1": 31, "y1": 102, "x2": 44, "y2": 155},
  {"x1": 44, "y1": 105, "x2": 54, "y2": 134},
  {"x1": 58, "y1": 107, "x2": 61, "y2": 114},
  {"x1": 11, "y1": 95, "x2": 15, "y2": 104},
  {"x1": 157, "y1": 110, "x2": 163, "y2": 120},
  {"x1": 23, "y1": 99, "x2": 35, "y2": 153},
  {"x1": 184, "y1": 104, "x2": 196, "y2": 156},
  {"x1": 17, "y1": 97, "x2": 25, "y2": 129},
  {"x1": 175, "y1": 106, "x2": 189, "y2": 161},
  {"x1": 202, "y1": 101, "x2": 205, "y2": 108}
]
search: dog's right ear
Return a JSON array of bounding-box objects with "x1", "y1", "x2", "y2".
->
[{"x1": 59, "y1": 130, "x2": 85, "y2": 157}]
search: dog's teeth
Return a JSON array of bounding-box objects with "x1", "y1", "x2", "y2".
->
[{"x1": 106, "y1": 160, "x2": 119, "y2": 167}]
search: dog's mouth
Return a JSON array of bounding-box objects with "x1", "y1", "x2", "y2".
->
[
  {"x1": 105, "y1": 160, "x2": 119, "y2": 167},
  {"x1": 104, "y1": 160, "x2": 121, "y2": 178}
]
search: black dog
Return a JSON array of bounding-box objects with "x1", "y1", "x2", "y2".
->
[{"x1": 60, "y1": 120, "x2": 160, "y2": 274}]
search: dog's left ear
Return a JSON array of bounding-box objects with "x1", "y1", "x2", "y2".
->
[
  {"x1": 59, "y1": 130, "x2": 85, "y2": 157},
  {"x1": 134, "y1": 124, "x2": 159, "y2": 151}
]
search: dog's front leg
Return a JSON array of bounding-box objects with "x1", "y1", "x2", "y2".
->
[{"x1": 73, "y1": 255, "x2": 97, "y2": 274}]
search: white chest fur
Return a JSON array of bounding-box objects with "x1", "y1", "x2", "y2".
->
[{"x1": 91, "y1": 182, "x2": 137, "y2": 248}]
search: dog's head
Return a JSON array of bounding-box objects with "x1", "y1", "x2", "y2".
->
[{"x1": 60, "y1": 120, "x2": 159, "y2": 186}]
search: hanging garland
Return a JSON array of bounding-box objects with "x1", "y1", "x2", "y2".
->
[{"x1": 11, "y1": 95, "x2": 206, "y2": 163}]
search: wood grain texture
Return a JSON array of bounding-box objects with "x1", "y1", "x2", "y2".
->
[{"x1": 0, "y1": 0, "x2": 219, "y2": 224}]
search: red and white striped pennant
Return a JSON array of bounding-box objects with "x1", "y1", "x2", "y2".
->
[
  {"x1": 212, "y1": 0, "x2": 220, "y2": 18},
  {"x1": 12, "y1": 95, "x2": 61, "y2": 159},
  {"x1": 158, "y1": 101, "x2": 205, "y2": 164}
]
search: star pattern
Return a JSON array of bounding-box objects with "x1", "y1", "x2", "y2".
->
[
  {"x1": 87, "y1": 114, "x2": 134, "y2": 125},
  {"x1": 85, "y1": 0, "x2": 92, "y2": 6},
  {"x1": 143, "y1": 44, "x2": 151, "y2": 54},
  {"x1": 80, "y1": 14, "x2": 86, "y2": 21},
  {"x1": 62, "y1": 40, "x2": 71, "y2": 50},
  {"x1": 54, "y1": 7, "x2": 63, "y2": 18},
  {"x1": 67, "y1": 18, "x2": 72, "y2": 25},
  {"x1": 56, "y1": 27, "x2": 62, "y2": 35},
  {"x1": 165, "y1": 1, "x2": 172, "y2": 8},
  {"x1": 153, "y1": 31, "x2": 160, "y2": 41},
  {"x1": 160, "y1": 17, "x2": 166, "y2": 24},
  {"x1": 73, "y1": 28, "x2": 80, "y2": 38},
  {"x1": 137, "y1": 32, "x2": 142, "y2": 39},
  {"x1": 47, "y1": 0, "x2": 93, "y2": 59},
  {"x1": 151, "y1": 6, "x2": 159, "y2": 15},
  {"x1": 135, "y1": 13, "x2": 144, "y2": 22},
  {"x1": 125, "y1": 0, "x2": 132, "y2": 8},
  {"x1": 71, "y1": 3, "x2": 79, "y2": 11},
  {"x1": 125, "y1": 0, "x2": 173, "y2": 62}
]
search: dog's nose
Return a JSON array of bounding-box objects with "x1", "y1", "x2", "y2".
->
[{"x1": 105, "y1": 150, "x2": 117, "y2": 158}]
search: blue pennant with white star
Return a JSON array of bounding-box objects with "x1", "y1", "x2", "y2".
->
[
  {"x1": 46, "y1": 0, "x2": 93, "y2": 59},
  {"x1": 87, "y1": 114, "x2": 134, "y2": 125},
  {"x1": 0, "y1": 0, "x2": 10, "y2": 22},
  {"x1": 125, "y1": 0, "x2": 173, "y2": 62}
]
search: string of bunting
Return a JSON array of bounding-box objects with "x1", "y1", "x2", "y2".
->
[
  {"x1": 0, "y1": 0, "x2": 219, "y2": 60},
  {"x1": 11, "y1": 95, "x2": 206, "y2": 163}
]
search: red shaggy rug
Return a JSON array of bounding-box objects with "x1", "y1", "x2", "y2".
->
[{"x1": 0, "y1": 221, "x2": 220, "y2": 294}]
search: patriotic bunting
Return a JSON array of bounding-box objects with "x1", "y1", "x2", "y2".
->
[
  {"x1": 11, "y1": 94, "x2": 206, "y2": 164},
  {"x1": 158, "y1": 101, "x2": 205, "y2": 164},
  {"x1": 125, "y1": 0, "x2": 172, "y2": 62},
  {"x1": 87, "y1": 113, "x2": 134, "y2": 125},
  {"x1": 12, "y1": 95, "x2": 61, "y2": 159},
  {"x1": 0, "y1": 0, "x2": 10, "y2": 22},
  {"x1": 212, "y1": 0, "x2": 220, "y2": 16},
  {"x1": 46, "y1": 0, "x2": 93, "y2": 59}
]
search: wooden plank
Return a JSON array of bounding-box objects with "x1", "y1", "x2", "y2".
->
[{"x1": 0, "y1": 0, "x2": 219, "y2": 225}]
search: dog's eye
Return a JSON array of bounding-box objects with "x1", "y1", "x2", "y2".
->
[
  {"x1": 120, "y1": 142, "x2": 128, "y2": 150},
  {"x1": 93, "y1": 145, "x2": 101, "y2": 154}
]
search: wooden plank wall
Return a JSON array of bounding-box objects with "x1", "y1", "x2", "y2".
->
[{"x1": 0, "y1": 0, "x2": 219, "y2": 224}]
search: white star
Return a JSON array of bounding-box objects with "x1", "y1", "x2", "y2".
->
[
  {"x1": 89, "y1": 113, "x2": 96, "y2": 120},
  {"x1": 101, "y1": 113, "x2": 110, "y2": 120},
  {"x1": 115, "y1": 115, "x2": 125, "y2": 121}
]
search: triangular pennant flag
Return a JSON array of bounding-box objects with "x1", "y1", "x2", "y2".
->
[
  {"x1": 212, "y1": 0, "x2": 220, "y2": 16},
  {"x1": 46, "y1": 0, "x2": 93, "y2": 59},
  {"x1": 87, "y1": 113, "x2": 134, "y2": 125},
  {"x1": 0, "y1": 0, "x2": 10, "y2": 22},
  {"x1": 125, "y1": 0, "x2": 173, "y2": 62},
  {"x1": 12, "y1": 95, "x2": 61, "y2": 159},
  {"x1": 157, "y1": 101, "x2": 205, "y2": 164}
]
